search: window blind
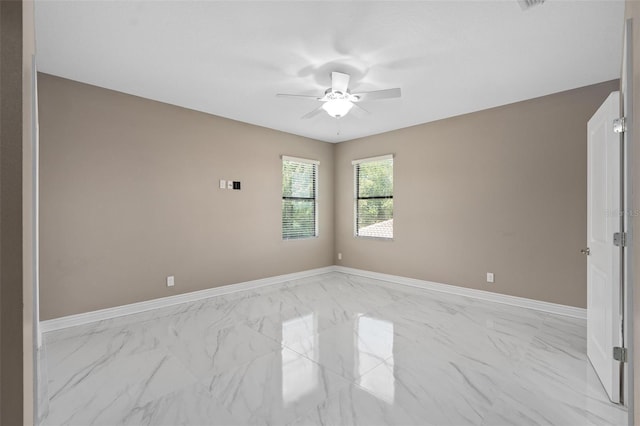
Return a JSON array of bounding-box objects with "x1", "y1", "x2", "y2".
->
[
  {"x1": 282, "y1": 156, "x2": 318, "y2": 239},
  {"x1": 354, "y1": 155, "x2": 393, "y2": 239}
]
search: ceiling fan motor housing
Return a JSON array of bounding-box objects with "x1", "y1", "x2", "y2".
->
[{"x1": 323, "y1": 88, "x2": 359, "y2": 102}]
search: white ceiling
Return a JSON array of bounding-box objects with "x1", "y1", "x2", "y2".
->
[{"x1": 35, "y1": 0, "x2": 624, "y2": 143}]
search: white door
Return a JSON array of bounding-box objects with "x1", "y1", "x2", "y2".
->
[{"x1": 587, "y1": 91, "x2": 622, "y2": 403}]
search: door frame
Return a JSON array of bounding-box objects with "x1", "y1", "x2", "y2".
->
[{"x1": 621, "y1": 17, "x2": 634, "y2": 422}]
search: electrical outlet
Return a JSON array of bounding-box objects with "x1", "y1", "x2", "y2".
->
[
  {"x1": 167, "y1": 275, "x2": 175, "y2": 287},
  {"x1": 338, "y1": 253, "x2": 342, "y2": 260},
  {"x1": 486, "y1": 272, "x2": 494, "y2": 283},
  {"x1": 219, "y1": 180, "x2": 226, "y2": 189}
]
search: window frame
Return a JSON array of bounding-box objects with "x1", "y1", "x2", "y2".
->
[
  {"x1": 281, "y1": 155, "x2": 319, "y2": 240},
  {"x1": 352, "y1": 154, "x2": 394, "y2": 240}
]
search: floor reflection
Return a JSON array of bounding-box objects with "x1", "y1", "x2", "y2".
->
[
  {"x1": 282, "y1": 313, "x2": 318, "y2": 405},
  {"x1": 357, "y1": 316, "x2": 395, "y2": 404}
]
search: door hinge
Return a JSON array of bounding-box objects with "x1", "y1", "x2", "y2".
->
[
  {"x1": 613, "y1": 232, "x2": 627, "y2": 247},
  {"x1": 613, "y1": 117, "x2": 626, "y2": 134},
  {"x1": 613, "y1": 346, "x2": 628, "y2": 362}
]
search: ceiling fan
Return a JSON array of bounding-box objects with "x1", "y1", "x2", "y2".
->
[{"x1": 277, "y1": 71, "x2": 401, "y2": 119}]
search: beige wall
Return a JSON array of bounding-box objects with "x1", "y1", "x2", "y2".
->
[
  {"x1": 335, "y1": 80, "x2": 618, "y2": 309},
  {"x1": 39, "y1": 74, "x2": 621, "y2": 315},
  {"x1": 625, "y1": 1, "x2": 639, "y2": 423},
  {"x1": 38, "y1": 74, "x2": 334, "y2": 320}
]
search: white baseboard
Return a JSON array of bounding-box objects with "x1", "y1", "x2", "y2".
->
[
  {"x1": 333, "y1": 266, "x2": 587, "y2": 320},
  {"x1": 40, "y1": 266, "x2": 335, "y2": 333},
  {"x1": 41, "y1": 264, "x2": 586, "y2": 333}
]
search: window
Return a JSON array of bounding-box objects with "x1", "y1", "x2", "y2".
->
[
  {"x1": 282, "y1": 156, "x2": 318, "y2": 239},
  {"x1": 353, "y1": 155, "x2": 393, "y2": 239}
]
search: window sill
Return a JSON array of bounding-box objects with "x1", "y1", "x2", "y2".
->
[
  {"x1": 282, "y1": 236, "x2": 319, "y2": 241},
  {"x1": 354, "y1": 235, "x2": 394, "y2": 242}
]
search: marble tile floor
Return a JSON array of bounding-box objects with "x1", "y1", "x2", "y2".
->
[{"x1": 39, "y1": 272, "x2": 628, "y2": 426}]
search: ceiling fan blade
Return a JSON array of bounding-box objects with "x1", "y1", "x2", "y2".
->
[
  {"x1": 331, "y1": 72, "x2": 350, "y2": 94},
  {"x1": 301, "y1": 105, "x2": 325, "y2": 119},
  {"x1": 277, "y1": 93, "x2": 322, "y2": 100},
  {"x1": 352, "y1": 88, "x2": 401, "y2": 102}
]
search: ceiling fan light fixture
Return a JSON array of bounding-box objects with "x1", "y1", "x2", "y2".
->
[{"x1": 322, "y1": 99, "x2": 353, "y2": 118}]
